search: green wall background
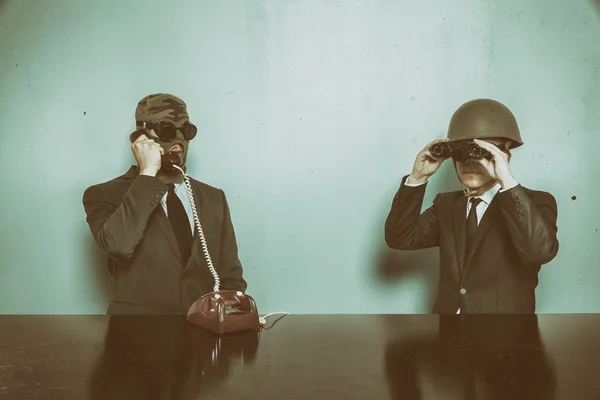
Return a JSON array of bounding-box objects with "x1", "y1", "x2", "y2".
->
[{"x1": 1, "y1": 0, "x2": 599, "y2": 314}]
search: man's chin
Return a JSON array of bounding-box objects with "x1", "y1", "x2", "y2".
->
[{"x1": 461, "y1": 179, "x2": 485, "y2": 190}]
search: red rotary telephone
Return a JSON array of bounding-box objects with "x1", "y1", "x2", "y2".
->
[{"x1": 187, "y1": 290, "x2": 261, "y2": 334}]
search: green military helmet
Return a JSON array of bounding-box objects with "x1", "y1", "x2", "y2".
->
[{"x1": 447, "y1": 98, "x2": 524, "y2": 149}]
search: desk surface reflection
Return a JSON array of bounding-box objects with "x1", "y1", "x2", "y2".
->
[{"x1": 0, "y1": 314, "x2": 599, "y2": 399}]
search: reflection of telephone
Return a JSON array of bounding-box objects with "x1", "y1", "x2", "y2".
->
[
  {"x1": 186, "y1": 323, "x2": 260, "y2": 378},
  {"x1": 130, "y1": 129, "x2": 182, "y2": 172}
]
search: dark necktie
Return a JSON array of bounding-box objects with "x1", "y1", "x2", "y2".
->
[
  {"x1": 167, "y1": 184, "x2": 193, "y2": 263},
  {"x1": 465, "y1": 197, "x2": 483, "y2": 254}
]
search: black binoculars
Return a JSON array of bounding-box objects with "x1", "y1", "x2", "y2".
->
[{"x1": 429, "y1": 140, "x2": 491, "y2": 162}]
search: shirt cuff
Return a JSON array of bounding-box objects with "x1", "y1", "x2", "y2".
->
[
  {"x1": 403, "y1": 175, "x2": 428, "y2": 187},
  {"x1": 499, "y1": 182, "x2": 519, "y2": 192}
]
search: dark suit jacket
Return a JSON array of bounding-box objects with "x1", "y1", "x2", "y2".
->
[
  {"x1": 384, "y1": 175, "x2": 559, "y2": 314},
  {"x1": 82, "y1": 166, "x2": 247, "y2": 315}
]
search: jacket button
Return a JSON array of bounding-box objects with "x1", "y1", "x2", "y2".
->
[{"x1": 460, "y1": 288, "x2": 467, "y2": 295}]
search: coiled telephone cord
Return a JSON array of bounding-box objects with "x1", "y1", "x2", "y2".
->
[{"x1": 173, "y1": 165, "x2": 220, "y2": 293}]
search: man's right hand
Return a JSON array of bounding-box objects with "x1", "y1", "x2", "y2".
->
[
  {"x1": 407, "y1": 138, "x2": 450, "y2": 184},
  {"x1": 132, "y1": 132, "x2": 164, "y2": 176}
]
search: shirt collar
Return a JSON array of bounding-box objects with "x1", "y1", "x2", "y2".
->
[
  {"x1": 170, "y1": 182, "x2": 186, "y2": 194},
  {"x1": 468, "y1": 182, "x2": 502, "y2": 205}
]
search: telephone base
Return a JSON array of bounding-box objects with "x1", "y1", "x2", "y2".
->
[{"x1": 187, "y1": 290, "x2": 261, "y2": 335}]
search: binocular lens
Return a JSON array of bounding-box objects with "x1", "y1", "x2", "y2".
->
[
  {"x1": 428, "y1": 141, "x2": 490, "y2": 162},
  {"x1": 430, "y1": 144, "x2": 445, "y2": 158},
  {"x1": 467, "y1": 145, "x2": 486, "y2": 159}
]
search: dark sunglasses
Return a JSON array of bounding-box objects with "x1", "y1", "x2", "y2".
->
[{"x1": 134, "y1": 120, "x2": 197, "y2": 142}]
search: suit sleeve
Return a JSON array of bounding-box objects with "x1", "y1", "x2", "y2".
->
[
  {"x1": 217, "y1": 190, "x2": 248, "y2": 292},
  {"x1": 496, "y1": 185, "x2": 559, "y2": 265},
  {"x1": 384, "y1": 175, "x2": 440, "y2": 250},
  {"x1": 82, "y1": 176, "x2": 168, "y2": 261}
]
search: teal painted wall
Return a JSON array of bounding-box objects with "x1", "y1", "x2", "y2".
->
[{"x1": 1, "y1": 0, "x2": 599, "y2": 314}]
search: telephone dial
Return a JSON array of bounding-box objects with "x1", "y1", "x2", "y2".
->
[{"x1": 130, "y1": 128, "x2": 287, "y2": 334}]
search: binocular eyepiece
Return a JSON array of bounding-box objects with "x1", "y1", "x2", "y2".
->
[{"x1": 429, "y1": 140, "x2": 491, "y2": 162}]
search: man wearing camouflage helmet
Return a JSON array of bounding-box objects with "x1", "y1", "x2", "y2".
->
[
  {"x1": 82, "y1": 93, "x2": 247, "y2": 314},
  {"x1": 384, "y1": 99, "x2": 559, "y2": 314}
]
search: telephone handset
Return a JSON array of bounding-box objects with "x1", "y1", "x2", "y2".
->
[
  {"x1": 130, "y1": 129, "x2": 182, "y2": 173},
  {"x1": 187, "y1": 323, "x2": 260, "y2": 370},
  {"x1": 161, "y1": 152, "x2": 182, "y2": 171}
]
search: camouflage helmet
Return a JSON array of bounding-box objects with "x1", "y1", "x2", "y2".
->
[
  {"x1": 447, "y1": 98, "x2": 523, "y2": 149},
  {"x1": 135, "y1": 93, "x2": 189, "y2": 124}
]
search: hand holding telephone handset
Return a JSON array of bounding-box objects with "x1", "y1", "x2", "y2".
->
[
  {"x1": 130, "y1": 129, "x2": 288, "y2": 334},
  {"x1": 130, "y1": 129, "x2": 182, "y2": 174}
]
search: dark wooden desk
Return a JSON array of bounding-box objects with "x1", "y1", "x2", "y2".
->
[{"x1": 0, "y1": 314, "x2": 599, "y2": 399}]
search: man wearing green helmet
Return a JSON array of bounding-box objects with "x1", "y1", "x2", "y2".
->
[
  {"x1": 384, "y1": 98, "x2": 559, "y2": 314},
  {"x1": 82, "y1": 93, "x2": 248, "y2": 314}
]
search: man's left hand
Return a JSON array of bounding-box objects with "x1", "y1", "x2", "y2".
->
[{"x1": 473, "y1": 139, "x2": 518, "y2": 189}]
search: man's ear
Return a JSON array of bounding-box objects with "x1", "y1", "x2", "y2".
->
[{"x1": 503, "y1": 142, "x2": 512, "y2": 161}]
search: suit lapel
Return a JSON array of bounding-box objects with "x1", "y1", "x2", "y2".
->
[
  {"x1": 464, "y1": 197, "x2": 500, "y2": 269},
  {"x1": 124, "y1": 167, "x2": 212, "y2": 271},
  {"x1": 183, "y1": 179, "x2": 206, "y2": 272},
  {"x1": 452, "y1": 195, "x2": 468, "y2": 276},
  {"x1": 154, "y1": 205, "x2": 184, "y2": 265},
  {"x1": 123, "y1": 166, "x2": 184, "y2": 265},
  {"x1": 184, "y1": 180, "x2": 220, "y2": 293}
]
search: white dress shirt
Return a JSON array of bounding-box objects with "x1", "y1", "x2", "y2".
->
[
  {"x1": 161, "y1": 182, "x2": 196, "y2": 235},
  {"x1": 464, "y1": 183, "x2": 502, "y2": 224}
]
